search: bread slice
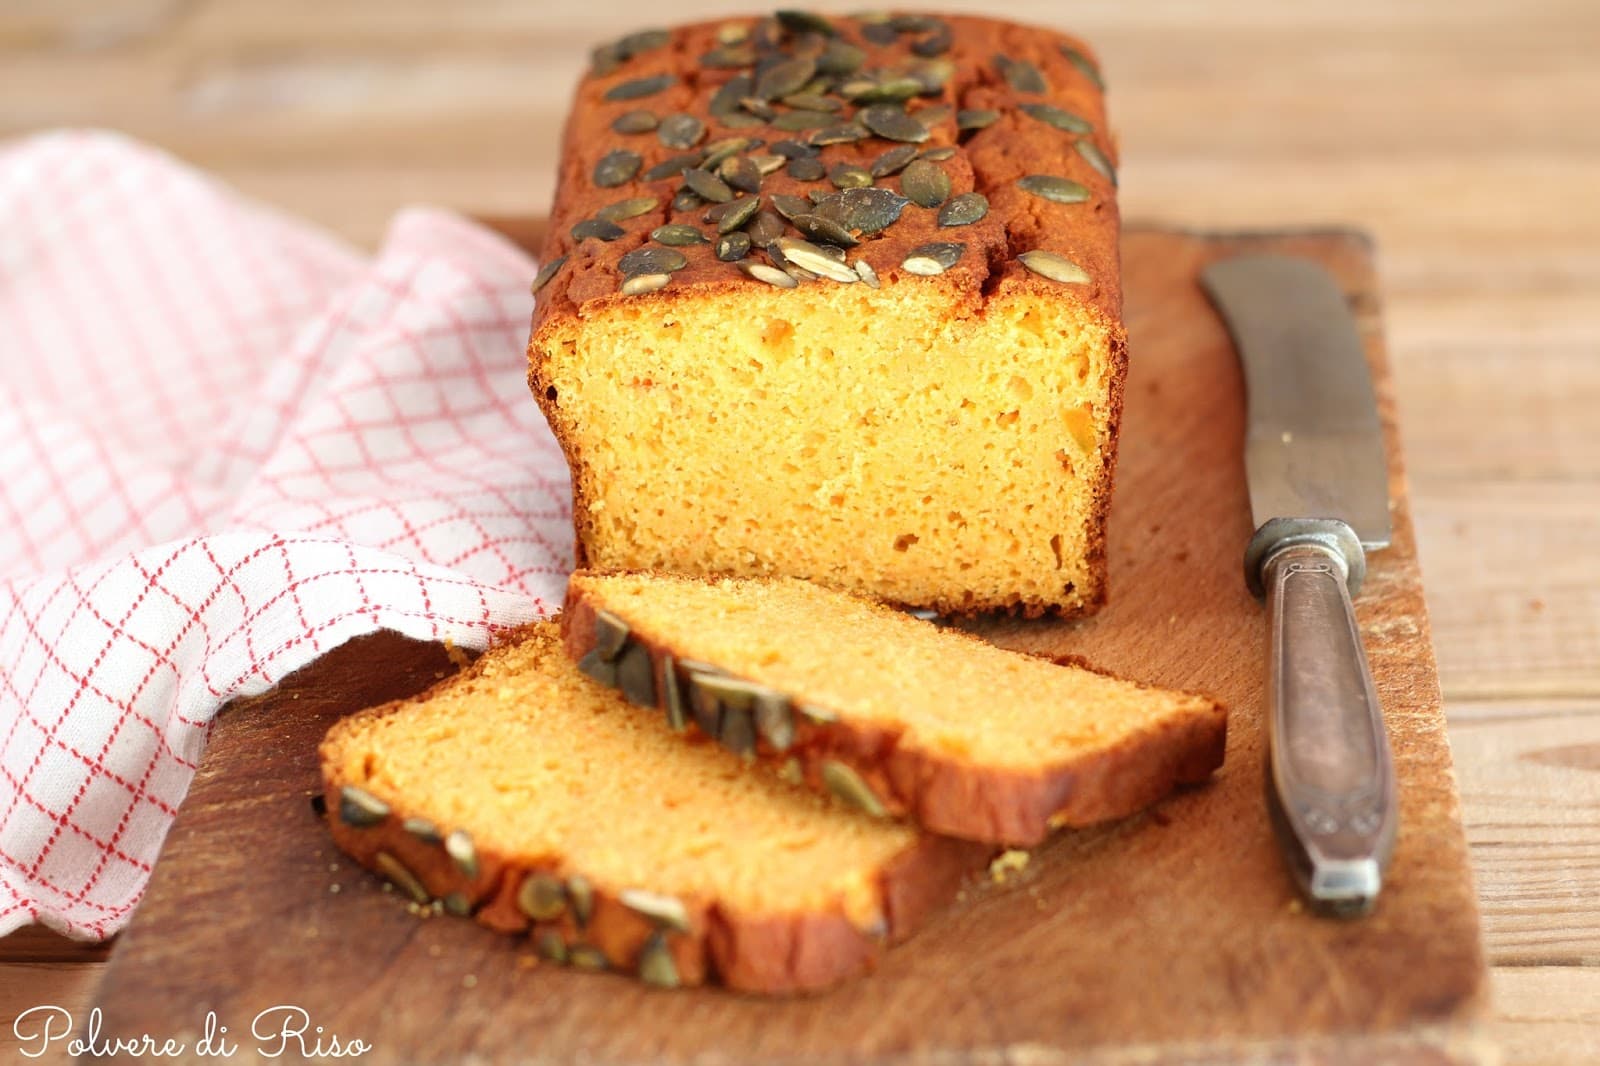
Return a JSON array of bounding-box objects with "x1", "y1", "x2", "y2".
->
[
  {"x1": 529, "y1": 14, "x2": 1125, "y2": 618},
  {"x1": 319, "y1": 620, "x2": 985, "y2": 994},
  {"x1": 562, "y1": 571, "x2": 1227, "y2": 845}
]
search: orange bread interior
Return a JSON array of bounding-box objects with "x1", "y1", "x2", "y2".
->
[{"x1": 320, "y1": 620, "x2": 921, "y2": 921}]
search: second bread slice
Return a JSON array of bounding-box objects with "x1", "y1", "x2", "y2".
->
[{"x1": 563, "y1": 571, "x2": 1227, "y2": 845}]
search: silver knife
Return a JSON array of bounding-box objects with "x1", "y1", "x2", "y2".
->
[{"x1": 1200, "y1": 253, "x2": 1397, "y2": 918}]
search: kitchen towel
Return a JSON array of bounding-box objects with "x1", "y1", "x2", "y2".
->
[{"x1": 0, "y1": 130, "x2": 571, "y2": 939}]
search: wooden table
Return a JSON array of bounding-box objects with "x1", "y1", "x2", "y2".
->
[{"x1": 1, "y1": 1, "x2": 1595, "y2": 1061}]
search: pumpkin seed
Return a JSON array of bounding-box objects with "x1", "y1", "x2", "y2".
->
[
  {"x1": 957, "y1": 108, "x2": 1000, "y2": 131},
  {"x1": 577, "y1": 648, "x2": 618, "y2": 685},
  {"x1": 790, "y1": 212, "x2": 858, "y2": 247},
  {"x1": 620, "y1": 272, "x2": 671, "y2": 296},
  {"x1": 821, "y1": 760, "x2": 888, "y2": 817},
  {"x1": 701, "y1": 44, "x2": 757, "y2": 70},
  {"x1": 915, "y1": 104, "x2": 953, "y2": 128},
  {"x1": 620, "y1": 888, "x2": 691, "y2": 932},
  {"x1": 919, "y1": 145, "x2": 957, "y2": 162},
  {"x1": 909, "y1": 57, "x2": 955, "y2": 93},
  {"x1": 530, "y1": 255, "x2": 566, "y2": 296},
  {"x1": 704, "y1": 136, "x2": 757, "y2": 169},
  {"x1": 338, "y1": 785, "x2": 389, "y2": 827},
  {"x1": 618, "y1": 246, "x2": 688, "y2": 276},
  {"x1": 912, "y1": 20, "x2": 953, "y2": 57},
  {"x1": 612, "y1": 109, "x2": 658, "y2": 135},
  {"x1": 720, "y1": 705, "x2": 756, "y2": 756},
  {"x1": 708, "y1": 74, "x2": 754, "y2": 121},
  {"x1": 400, "y1": 816, "x2": 440, "y2": 844},
  {"x1": 746, "y1": 210, "x2": 786, "y2": 246},
  {"x1": 938, "y1": 192, "x2": 989, "y2": 227},
  {"x1": 722, "y1": 156, "x2": 764, "y2": 194},
  {"x1": 445, "y1": 829, "x2": 478, "y2": 879},
  {"x1": 716, "y1": 21, "x2": 749, "y2": 44},
  {"x1": 685, "y1": 670, "x2": 725, "y2": 736},
  {"x1": 773, "y1": 139, "x2": 818, "y2": 159},
  {"x1": 813, "y1": 186, "x2": 910, "y2": 234},
  {"x1": 741, "y1": 261, "x2": 796, "y2": 288},
  {"x1": 785, "y1": 156, "x2": 823, "y2": 181},
  {"x1": 773, "y1": 109, "x2": 835, "y2": 132},
  {"x1": 890, "y1": 13, "x2": 939, "y2": 32},
  {"x1": 643, "y1": 153, "x2": 703, "y2": 183},
  {"x1": 593, "y1": 149, "x2": 643, "y2": 188},
  {"x1": 1018, "y1": 174, "x2": 1091, "y2": 204},
  {"x1": 770, "y1": 194, "x2": 811, "y2": 221},
  {"x1": 855, "y1": 259, "x2": 881, "y2": 288},
  {"x1": 902, "y1": 241, "x2": 965, "y2": 275},
  {"x1": 571, "y1": 217, "x2": 625, "y2": 242},
  {"x1": 683, "y1": 168, "x2": 733, "y2": 203},
  {"x1": 671, "y1": 188, "x2": 703, "y2": 212},
  {"x1": 775, "y1": 9, "x2": 836, "y2": 36},
  {"x1": 774, "y1": 237, "x2": 858, "y2": 283},
  {"x1": 1076, "y1": 139, "x2": 1118, "y2": 185},
  {"x1": 828, "y1": 162, "x2": 873, "y2": 189},
  {"x1": 716, "y1": 195, "x2": 762, "y2": 233},
  {"x1": 661, "y1": 652, "x2": 689, "y2": 729},
  {"x1": 593, "y1": 609, "x2": 630, "y2": 660},
  {"x1": 517, "y1": 873, "x2": 567, "y2": 921},
  {"x1": 995, "y1": 54, "x2": 1048, "y2": 94},
  {"x1": 637, "y1": 933, "x2": 680, "y2": 989},
  {"x1": 816, "y1": 39, "x2": 866, "y2": 76},
  {"x1": 860, "y1": 104, "x2": 929, "y2": 144},
  {"x1": 616, "y1": 641, "x2": 656, "y2": 707},
  {"x1": 739, "y1": 96, "x2": 777, "y2": 121},
  {"x1": 442, "y1": 892, "x2": 472, "y2": 917},
  {"x1": 861, "y1": 20, "x2": 898, "y2": 46},
  {"x1": 375, "y1": 851, "x2": 430, "y2": 903},
  {"x1": 616, "y1": 28, "x2": 670, "y2": 58},
  {"x1": 1019, "y1": 103, "x2": 1092, "y2": 135},
  {"x1": 748, "y1": 153, "x2": 786, "y2": 178},
  {"x1": 596, "y1": 197, "x2": 658, "y2": 222},
  {"x1": 651, "y1": 223, "x2": 707, "y2": 246},
  {"x1": 809, "y1": 124, "x2": 868, "y2": 146},
  {"x1": 781, "y1": 91, "x2": 841, "y2": 113},
  {"x1": 534, "y1": 927, "x2": 568, "y2": 964},
  {"x1": 900, "y1": 159, "x2": 950, "y2": 208},
  {"x1": 1018, "y1": 249, "x2": 1091, "y2": 285},
  {"x1": 568, "y1": 875, "x2": 595, "y2": 927},
  {"x1": 590, "y1": 42, "x2": 624, "y2": 78},
  {"x1": 1060, "y1": 44, "x2": 1106, "y2": 91},
  {"x1": 869, "y1": 144, "x2": 918, "y2": 178},
  {"x1": 784, "y1": 262, "x2": 819, "y2": 284},
  {"x1": 798, "y1": 703, "x2": 840, "y2": 724},
  {"x1": 657, "y1": 113, "x2": 706, "y2": 149},
  {"x1": 604, "y1": 74, "x2": 676, "y2": 102},
  {"x1": 755, "y1": 55, "x2": 817, "y2": 100},
  {"x1": 754, "y1": 693, "x2": 796, "y2": 752},
  {"x1": 569, "y1": 944, "x2": 609, "y2": 971}
]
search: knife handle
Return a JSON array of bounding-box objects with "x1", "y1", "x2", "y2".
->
[{"x1": 1262, "y1": 541, "x2": 1397, "y2": 917}]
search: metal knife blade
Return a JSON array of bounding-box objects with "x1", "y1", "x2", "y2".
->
[
  {"x1": 1200, "y1": 252, "x2": 1398, "y2": 918},
  {"x1": 1202, "y1": 254, "x2": 1391, "y2": 550}
]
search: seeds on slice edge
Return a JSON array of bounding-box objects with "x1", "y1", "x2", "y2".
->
[
  {"x1": 620, "y1": 273, "x2": 670, "y2": 296},
  {"x1": 741, "y1": 261, "x2": 798, "y2": 289},
  {"x1": 1019, "y1": 249, "x2": 1092, "y2": 285},
  {"x1": 517, "y1": 872, "x2": 568, "y2": 921},
  {"x1": 619, "y1": 888, "x2": 692, "y2": 932},
  {"x1": 530, "y1": 256, "x2": 567, "y2": 297},
  {"x1": 339, "y1": 785, "x2": 390, "y2": 827},
  {"x1": 444, "y1": 828, "x2": 479, "y2": 879},
  {"x1": 821, "y1": 760, "x2": 889, "y2": 818},
  {"x1": 901, "y1": 241, "x2": 965, "y2": 276},
  {"x1": 1076, "y1": 139, "x2": 1118, "y2": 185},
  {"x1": 938, "y1": 192, "x2": 988, "y2": 227},
  {"x1": 375, "y1": 851, "x2": 430, "y2": 903},
  {"x1": 1017, "y1": 174, "x2": 1092, "y2": 205},
  {"x1": 774, "y1": 238, "x2": 858, "y2": 284},
  {"x1": 638, "y1": 932, "x2": 681, "y2": 989}
]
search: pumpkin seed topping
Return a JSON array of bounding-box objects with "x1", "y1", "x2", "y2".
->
[
  {"x1": 402, "y1": 816, "x2": 441, "y2": 844},
  {"x1": 534, "y1": 928, "x2": 568, "y2": 964},
  {"x1": 715, "y1": 195, "x2": 762, "y2": 234},
  {"x1": 860, "y1": 104, "x2": 930, "y2": 143},
  {"x1": 957, "y1": 108, "x2": 1000, "y2": 131},
  {"x1": 900, "y1": 159, "x2": 950, "y2": 208},
  {"x1": 531, "y1": 256, "x2": 565, "y2": 297},
  {"x1": 938, "y1": 192, "x2": 989, "y2": 227},
  {"x1": 594, "y1": 149, "x2": 643, "y2": 188},
  {"x1": 869, "y1": 144, "x2": 918, "y2": 178},
  {"x1": 444, "y1": 829, "x2": 478, "y2": 879},
  {"x1": 755, "y1": 55, "x2": 817, "y2": 100},
  {"x1": 569, "y1": 944, "x2": 609, "y2": 971},
  {"x1": 657, "y1": 113, "x2": 707, "y2": 149},
  {"x1": 517, "y1": 873, "x2": 568, "y2": 921},
  {"x1": 1060, "y1": 44, "x2": 1106, "y2": 90},
  {"x1": 661, "y1": 652, "x2": 689, "y2": 730},
  {"x1": 742, "y1": 261, "x2": 797, "y2": 288},
  {"x1": 338, "y1": 785, "x2": 389, "y2": 827},
  {"x1": 1019, "y1": 103, "x2": 1092, "y2": 135},
  {"x1": 618, "y1": 246, "x2": 688, "y2": 277},
  {"x1": 571, "y1": 217, "x2": 625, "y2": 242},
  {"x1": 616, "y1": 641, "x2": 656, "y2": 707},
  {"x1": 1076, "y1": 139, "x2": 1118, "y2": 185},
  {"x1": 638, "y1": 933, "x2": 681, "y2": 989},
  {"x1": 902, "y1": 241, "x2": 965, "y2": 276},
  {"x1": 787, "y1": 156, "x2": 825, "y2": 181},
  {"x1": 855, "y1": 259, "x2": 881, "y2": 288},
  {"x1": 604, "y1": 74, "x2": 676, "y2": 102},
  {"x1": 568, "y1": 875, "x2": 595, "y2": 927},
  {"x1": 612, "y1": 109, "x2": 658, "y2": 135},
  {"x1": 1018, "y1": 174, "x2": 1092, "y2": 204},
  {"x1": 828, "y1": 162, "x2": 874, "y2": 190},
  {"x1": 821, "y1": 760, "x2": 889, "y2": 817},
  {"x1": 375, "y1": 851, "x2": 430, "y2": 903},
  {"x1": 619, "y1": 888, "x2": 692, "y2": 932},
  {"x1": 651, "y1": 223, "x2": 708, "y2": 246},
  {"x1": 1019, "y1": 249, "x2": 1092, "y2": 284},
  {"x1": 814, "y1": 186, "x2": 910, "y2": 234},
  {"x1": 995, "y1": 54, "x2": 1048, "y2": 94},
  {"x1": 919, "y1": 145, "x2": 956, "y2": 162},
  {"x1": 683, "y1": 168, "x2": 734, "y2": 204},
  {"x1": 620, "y1": 272, "x2": 671, "y2": 296},
  {"x1": 774, "y1": 238, "x2": 858, "y2": 283},
  {"x1": 596, "y1": 197, "x2": 658, "y2": 222}
]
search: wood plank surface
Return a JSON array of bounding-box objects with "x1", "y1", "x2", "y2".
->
[
  {"x1": 0, "y1": 0, "x2": 1595, "y2": 1061},
  {"x1": 79, "y1": 228, "x2": 1488, "y2": 1064}
]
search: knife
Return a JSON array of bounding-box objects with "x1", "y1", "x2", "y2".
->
[{"x1": 1200, "y1": 253, "x2": 1397, "y2": 918}]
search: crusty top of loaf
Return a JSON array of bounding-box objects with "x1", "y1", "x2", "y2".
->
[{"x1": 531, "y1": 12, "x2": 1121, "y2": 333}]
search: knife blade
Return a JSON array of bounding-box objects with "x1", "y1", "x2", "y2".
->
[{"x1": 1200, "y1": 253, "x2": 1397, "y2": 917}]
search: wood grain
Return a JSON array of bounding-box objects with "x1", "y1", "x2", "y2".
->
[
  {"x1": 1, "y1": 0, "x2": 1595, "y2": 1059},
  {"x1": 80, "y1": 229, "x2": 1487, "y2": 1064}
]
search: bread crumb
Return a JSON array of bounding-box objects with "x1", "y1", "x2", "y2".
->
[
  {"x1": 328, "y1": 883, "x2": 342, "y2": 894},
  {"x1": 462, "y1": 974, "x2": 479, "y2": 989},
  {"x1": 443, "y1": 637, "x2": 472, "y2": 670},
  {"x1": 989, "y1": 849, "x2": 1030, "y2": 883}
]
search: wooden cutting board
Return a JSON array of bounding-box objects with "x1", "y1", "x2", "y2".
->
[{"x1": 87, "y1": 227, "x2": 1489, "y2": 1064}]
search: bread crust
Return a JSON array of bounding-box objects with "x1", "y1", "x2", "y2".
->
[
  {"x1": 527, "y1": 14, "x2": 1127, "y2": 617},
  {"x1": 319, "y1": 627, "x2": 989, "y2": 995},
  {"x1": 561, "y1": 573, "x2": 1227, "y2": 846}
]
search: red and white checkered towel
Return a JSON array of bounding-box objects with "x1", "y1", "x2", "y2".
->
[{"x1": 0, "y1": 131, "x2": 571, "y2": 940}]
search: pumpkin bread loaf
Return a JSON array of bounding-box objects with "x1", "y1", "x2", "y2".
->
[
  {"x1": 562, "y1": 571, "x2": 1227, "y2": 845},
  {"x1": 529, "y1": 12, "x2": 1125, "y2": 617},
  {"x1": 320, "y1": 620, "x2": 986, "y2": 994}
]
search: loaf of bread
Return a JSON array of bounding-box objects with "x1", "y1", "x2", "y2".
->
[
  {"x1": 562, "y1": 571, "x2": 1226, "y2": 845},
  {"x1": 319, "y1": 620, "x2": 985, "y2": 994},
  {"x1": 529, "y1": 12, "x2": 1124, "y2": 617}
]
